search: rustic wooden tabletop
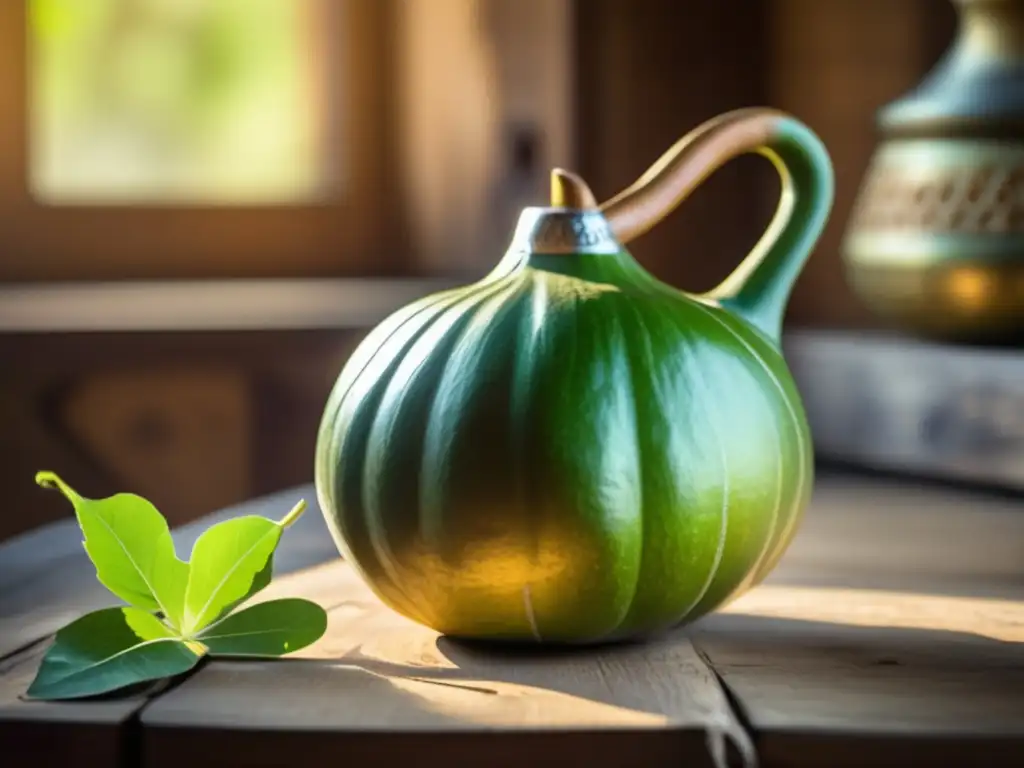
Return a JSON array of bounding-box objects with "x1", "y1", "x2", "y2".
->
[{"x1": 2, "y1": 469, "x2": 1022, "y2": 768}]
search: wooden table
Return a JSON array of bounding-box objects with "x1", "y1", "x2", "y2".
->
[{"x1": 2, "y1": 470, "x2": 1023, "y2": 767}]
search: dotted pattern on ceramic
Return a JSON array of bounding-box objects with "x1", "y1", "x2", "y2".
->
[{"x1": 851, "y1": 164, "x2": 1024, "y2": 234}]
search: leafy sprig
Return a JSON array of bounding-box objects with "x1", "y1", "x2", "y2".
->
[{"x1": 24, "y1": 472, "x2": 328, "y2": 701}]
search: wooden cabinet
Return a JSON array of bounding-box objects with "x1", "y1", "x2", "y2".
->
[{"x1": 0, "y1": 330, "x2": 361, "y2": 540}]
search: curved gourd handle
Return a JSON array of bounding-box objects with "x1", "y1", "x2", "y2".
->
[{"x1": 599, "y1": 107, "x2": 834, "y2": 341}]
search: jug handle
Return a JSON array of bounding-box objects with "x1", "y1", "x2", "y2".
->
[{"x1": 598, "y1": 107, "x2": 834, "y2": 342}]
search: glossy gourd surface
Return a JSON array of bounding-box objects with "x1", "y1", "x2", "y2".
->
[{"x1": 314, "y1": 247, "x2": 813, "y2": 644}]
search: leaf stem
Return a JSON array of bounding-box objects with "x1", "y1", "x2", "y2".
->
[
  {"x1": 278, "y1": 499, "x2": 307, "y2": 529},
  {"x1": 185, "y1": 640, "x2": 209, "y2": 656},
  {"x1": 35, "y1": 471, "x2": 84, "y2": 505}
]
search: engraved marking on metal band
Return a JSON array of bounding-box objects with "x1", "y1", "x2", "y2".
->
[{"x1": 511, "y1": 209, "x2": 622, "y2": 255}]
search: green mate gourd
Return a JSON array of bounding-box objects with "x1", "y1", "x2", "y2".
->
[{"x1": 315, "y1": 108, "x2": 834, "y2": 644}]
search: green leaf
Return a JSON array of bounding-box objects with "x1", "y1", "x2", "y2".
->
[
  {"x1": 217, "y1": 554, "x2": 274, "y2": 618},
  {"x1": 36, "y1": 472, "x2": 189, "y2": 629},
  {"x1": 121, "y1": 607, "x2": 178, "y2": 641},
  {"x1": 182, "y1": 500, "x2": 306, "y2": 635},
  {"x1": 25, "y1": 607, "x2": 202, "y2": 701},
  {"x1": 197, "y1": 598, "x2": 328, "y2": 657}
]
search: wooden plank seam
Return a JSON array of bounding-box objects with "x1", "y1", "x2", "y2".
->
[{"x1": 696, "y1": 643, "x2": 759, "y2": 768}]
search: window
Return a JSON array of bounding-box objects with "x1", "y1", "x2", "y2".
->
[
  {"x1": 31, "y1": 0, "x2": 337, "y2": 204},
  {"x1": 0, "y1": 0, "x2": 399, "y2": 280}
]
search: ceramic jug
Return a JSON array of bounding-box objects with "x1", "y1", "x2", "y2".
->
[{"x1": 844, "y1": 0, "x2": 1024, "y2": 342}]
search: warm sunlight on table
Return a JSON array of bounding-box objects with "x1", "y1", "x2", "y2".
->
[{"x1": 721, "y1": 585, "x2": 1024, "y2": 643}]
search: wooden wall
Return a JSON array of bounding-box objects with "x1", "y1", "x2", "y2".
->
[
  {"x1": 574, "y1": 0, "x2": 774, "y2": 297},
  {"x1": 573, "y1": 0, "x2": 957, "y2": 330},
  {"x1": 766, "y1": 0, "x2": 957, "y2": 328},
  {"x1": 0, "y1": 332, "x2": 361, "y2": 541}
]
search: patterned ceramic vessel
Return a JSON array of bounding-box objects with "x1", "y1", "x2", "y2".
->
[{"x1": 843, "y1": 0, "x2": 1024, "y2": 343}]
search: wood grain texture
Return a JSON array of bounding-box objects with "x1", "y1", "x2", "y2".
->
[
  {"x1": 0, "y1": 330, "x2": 361, "y2": 541},
  {"x1": 61, "y1": 367, "x2": 252, "y2": 526},
  {"x1": 0, "y1": 383, "x2": 113, "y2": 543},
  {"x1": 768, "y1": 0, "x2": 938, "y2": 330},
  {"x1": 785, "y1": 330, "x2": 1024, "y2": 499},
  {"x1": 0, "y1": 278, "x2": 456, "y2": 333},
  {"x1": 709, "y1": 469, "x2": 1024, "y2": 765},
  {"x1": 0, "y1": 640, "x2": 152, "y2": 767},
  {"x1": 573, "y1": 0, "x2": 773, "y2": 296},
  {"x1": 140, "y1": 559, "x2": 754, "y2": 768},
  {"x1": 767, "y1": 470, "x2": 1024, "y2": 599},
  {"x1": 694, "y1": 476, "x2": 1024, "y2": 768},
  {"x1": 0, "y1": 551, "x2": 112, "y2": 662},
  {"x1": 695, "y1": 607, "x2": 1024, "y2": 768}
]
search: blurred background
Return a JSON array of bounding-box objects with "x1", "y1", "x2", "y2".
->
[{"x1": 3, "y1": 0, "x2": 1023, "y2": 541}]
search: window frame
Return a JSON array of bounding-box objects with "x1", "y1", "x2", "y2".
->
[{"x1": 0, "y1": 0, "x2": 404, "y2": 282}]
